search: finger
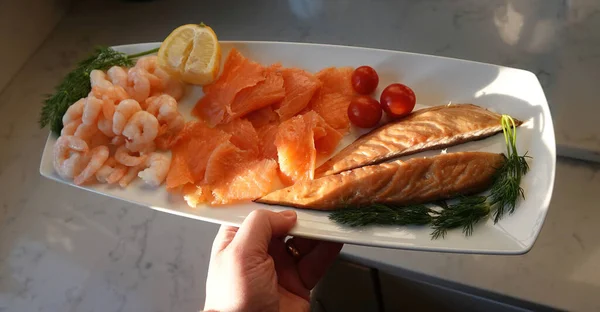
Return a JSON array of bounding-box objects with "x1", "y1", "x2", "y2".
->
[
  {"x1": 268, "y1": 239, "x2": 309, "y2": 300},
  {"x1": 298, "y1": 241, "x2": 343, "y2": 290},
  {"x1": 289, "y1": 237, "x2": 319, "y2": 256},
  {"x1": 230, "y1": 209, "x2": 297, "y2": 255},
  {"x1": 211, "y1": 225, "x2": 238, "y2": 257}
]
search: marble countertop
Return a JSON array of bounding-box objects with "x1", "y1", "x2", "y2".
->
[{"x1": 1, "y1": 0, "x2": 600, "y2": 311}]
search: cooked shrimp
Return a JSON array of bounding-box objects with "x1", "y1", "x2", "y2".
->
[
  {"x1": 145, "y1": 72, "x2": 164, "y2": 92},
  {"x1": 53, "y1": 135, "x2": 89, "y2": 179},
  {"x1": 61, "y1": 120, "x2": 82, "y2": 136},
  {"x1": 119, "y1": 163, "x2": 145, "y2": 187},
  {"x1": 62, "y1": 98, "x2": 85, "y2": 125},
  {"x1": 90, "y1": 70, "x2": 113, "y2": 91},
  {"x1": 145, "y1": 94, "x2": 176, "y2": 116},
  {"x1": 107, "y1": 66, "x2": 128, "y2": 89},
  {"x1": 73, "y1": 122, "x2": 98, "y2": 142},
  {"x1": 74, "y1": 145, "x2": 109, "y2": 185},
  {"x1": 111, "y1": 135, "x2": 126, "y2": 146},
  {"x1": 97, "y1": 115, "x2": 115, "y2": 137},
  {"x1": 96, "y1": 157, "x2": 127, "y2": 184},
  {"x1": 82, "y1": 94, "x2": 104, "y2": 125},
  {"x1": 145, "y1": 94, "x2": 185, "y2": 134},
  {"x1": 126, "y1": 139, "x2": 157, "y2": 154},
  {"x1": 136, "y1": 141, "x2": 156, "y2": 154},
  {"x1": 88, "y1": 132, "x2": 110, "y2": 148},
  {"x1": 138, "y1": 152, "x2": 172, "y2": 186},
  {"x1": 109, "y1": 66, "x2": 151, "y2": 103},
  {"x1": 135, "y1": 56, "x2": 165, "y2": 91},
  {"x1": 92, "y1": 85, "x2": 129, "y2": 119},
  {"x1": 115, "y1": 145, "x2": 148, "y2": 166},
  {"x1": 163, "y1": 77, "x2": 184, "y2": 101},
  {"x1": 135, "y1": 56, "x2": 160, "y2": 73},
  {"x1": 112, "y1": 99, "x2": 142, "y2": 135},
  {"x1": 122, "y1": 111, "x2": 159, "y2": 152},
  {"x1": 127, "y1": 68, "x2": 151, "y2": 103}
]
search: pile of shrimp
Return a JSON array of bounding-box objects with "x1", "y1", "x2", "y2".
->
[{"x1": 53, "y1": 56, "x2": 185, "y2": 187}]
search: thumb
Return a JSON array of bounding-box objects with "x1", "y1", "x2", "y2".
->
[{"x1": 230, "y1": 209, "x2": 297, "y2": 255}]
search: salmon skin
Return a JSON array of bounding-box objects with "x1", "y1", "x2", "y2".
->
[
  {"x1": 257, "y1": 152, "x2": 505, "y2": 210},
  {"x1": 315, "y1": 104, "x2": 520, "y2": 177}
]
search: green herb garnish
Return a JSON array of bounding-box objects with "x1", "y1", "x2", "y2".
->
[
  {"x1": 328, "y1": 115, "x2": 530, "y2": 239},
  {"x1": 330, "y1": 204, "x2": 433, "y2": 227},
  {"x1": 489, "y1": 115, "x2": 530, "y2": 223},
  {"x1": 431, "y1": 196, "x2": 490, "y2": 239},
  {"x1": 39, "y1": 46, "x2": 159, "y2": 134}
]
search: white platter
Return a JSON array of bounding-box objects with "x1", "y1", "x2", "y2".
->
[{"x1": 40, "y1": 41, "x2": 556, "y2": 254}]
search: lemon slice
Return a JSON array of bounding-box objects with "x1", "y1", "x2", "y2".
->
[{"x1": 158, "y1": 24, "x2": 221, "y2": 85}]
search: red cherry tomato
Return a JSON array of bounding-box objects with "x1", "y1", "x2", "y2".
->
[
  {"x1": 348, "y1": 95, "x2": 383, "y2": 128},
  {"x1": 351, "y1": 66, "x2": 379, "y2": 94},
  {"x1": 380, "y1": 83, "x2": 416, "y2": 118}
]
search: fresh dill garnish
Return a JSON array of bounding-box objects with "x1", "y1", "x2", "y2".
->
[
  {"x1": 329, "y1": 114, "x2": 531, "y2": 239},
  {"x1": 431, "y1": 196, "x2": 490, "y2": 239},
  {"x1": 329, "y1": 203, "x2": 433, "y2": 227},
  {"x1": 489, "y1": 115, "x2": 530, "y2": 223},
  {"x1": 39, "y1": 46, "x2": 159, "y2": 134}
]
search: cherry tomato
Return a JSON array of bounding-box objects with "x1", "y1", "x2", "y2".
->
[
  {"x1": 348, "y1": 95, "x2": 383, "y2": 128},
  {"x1": 351, "y1": 66, "x2": 379, "y2": 94},
  {"x1": 380, "y1": 83, "x2": 416, "y2": 118}
]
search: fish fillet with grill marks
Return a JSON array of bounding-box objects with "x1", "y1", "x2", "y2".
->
[
  {"x1": 257, "y1": 152, "x2": 505, "y2": 210},
  {"x1": 315, "y1": 104, "x2": 520, "y2": 177}
]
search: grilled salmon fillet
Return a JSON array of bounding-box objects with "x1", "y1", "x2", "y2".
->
[
  {"x1": 257, "y1": 152, "x2": 505, "y2": 210},
  {"x1": 315, "y1": 104, "x2": 519, "y2": 177}
]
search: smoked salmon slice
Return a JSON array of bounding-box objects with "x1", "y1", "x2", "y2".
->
[
  {"x1": 310, "y1": 93, "x2": 352, "y2": 133},
  {"x1": 198, "y1": 141, "x2": 279, "y2": 205},
  {"x1": 225, "y1": 68, "x2": 286, "y2": 122},
  {"x1": 245, "y1": 106, "x2": 279, "y2": 128},
  {"x1": 275, "y1": 110, "x2": 344, "y2": 183},
  {"x1": 185, "y1": 124, "x2": 232, "y2": 182},
  {"x1": 192, "y1": 48, "x2": 265, "y2": 125},
  {"x1": 166, "y1": 141, "x2": 194, "y2": 190},
  {"x1": 309, "y1": 67, "x2": 354, "y2": 133},
  {"x1": 315, "y1": 67, "x2": 354, "y2": 95},
  {"x1": 167, "y1": 121, "x2": 221, "y2": 190},
  {"x1": 315, "y1": 104, "x2": 521, "y2": 177},
  {"x1": 211, "y1": 158, "x2": 280, "y2": 205},
  {"x1": 275, "y1": 68, "x2": 321, "y2": 120},
  {"x1": 275, "y1": 114, "x2": 316, "y2": 183},
  {"x1": 256, "y1": 123, "x2": 279, "y2": 159},
  {"x1": 218, "y1": 119, "x2": 260, "y2": 156},
  {"x1": 258, "y1": 152, "x2": 506, "y2": 210},
  {"x1": 304, "y1": 110, "x2": 343, "y2": 155},
  {"x1": 203, "y1": 141, "x2": 257, "y2": 185}
]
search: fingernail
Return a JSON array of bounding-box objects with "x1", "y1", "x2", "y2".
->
[{"x1": 280, "y1": 210, "x2": 297, "y2": 219}]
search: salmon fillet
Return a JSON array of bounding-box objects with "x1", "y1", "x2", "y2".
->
[
  {"x1": 315, "y1": 104, "x2": 520, "y2": 177},
  {"x1": 258, "y1": 152, "x2": 505, "y2": 210}
]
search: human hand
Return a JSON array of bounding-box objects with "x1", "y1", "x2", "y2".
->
[{"x1": 203, "y1": 209, "x2": 343, "y2": 312}]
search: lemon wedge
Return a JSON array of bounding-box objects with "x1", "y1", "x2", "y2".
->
[{"x1": 158, "y1": 24, "x2": 221, "y2": 85}]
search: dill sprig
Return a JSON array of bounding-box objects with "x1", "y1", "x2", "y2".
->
[
  {"x1": 39, "y1": 46, "x2": 159, "y2": 134},
  {"x1": 330, "y1": 204, "x2": 433, "y2": 227},
  {"x1": 329, "y1": 114, "x2": 531, "y2": 239},
  {"x1": 489, "y1": 115, "x2": 530, "y2": 223},
  {"x1": 431, "y1": 196, "x2": 490, "y2": 239}
]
